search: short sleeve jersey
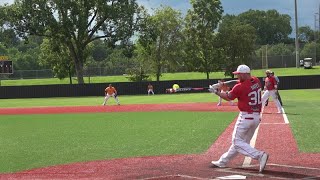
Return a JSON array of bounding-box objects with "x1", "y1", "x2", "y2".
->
[
  {"x1": 105, "y1": 87, "x2": 117, "y2": 95},
  {"x1": 274, "y1": 76, "x2": 280, "y2": 84},
  {"x1": 148, "y1": 85, "x2": 153, "y2": 90},
  {"x1": 265, "y1": 76, "x2": 277, "y2": 90},
  {"x1": 228, "y1": 76, "x2": 262, "y2": 113}
]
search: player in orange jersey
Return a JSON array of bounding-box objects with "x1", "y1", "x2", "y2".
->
[{"x1": 102, "y1": 84, "x2": 120, "y2": 105}]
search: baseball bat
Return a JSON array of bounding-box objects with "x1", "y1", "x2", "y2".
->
[{"x1": 166, "y1": 87, "x2": 209, "y2": 93}]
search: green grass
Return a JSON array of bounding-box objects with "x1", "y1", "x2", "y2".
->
[
  {"x1": 1, "y1": 66, "x2": 319, "y2": 86},
  {"x1": 0, "y1": 90, "x2": 319, "y2": 173},
  {"x1": 0, "y1": 93, "x2": 217, "y2": 108},
  {"x1": 0, "y1": 112, "x2": 235, "y2": 173},
  {"x1": 280, "y1": 89, "x2": 320, "y2": 153}
]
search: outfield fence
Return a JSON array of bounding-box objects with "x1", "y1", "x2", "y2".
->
[
  {"x1": 1, "y1": 53, "x2": 318, "y2": 80},
  {"x1": 0, "y1": 75, "x2": 319, "y2": 99}
]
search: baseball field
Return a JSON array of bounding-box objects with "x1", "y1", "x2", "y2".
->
[{"x1": 0, "y1": 89, "x2": 319, "y2": 179}]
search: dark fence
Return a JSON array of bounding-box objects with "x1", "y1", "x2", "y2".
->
[{"x1": 0, "y1": 75, "x2": 319, "y2": 99}]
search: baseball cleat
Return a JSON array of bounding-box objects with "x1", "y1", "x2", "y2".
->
[
  {"x1": 259, "y1": 153, "x2": 269, "y2": 173},
  {"x1": 211, "y1": 161, "x2": 226, "y2": 168}
]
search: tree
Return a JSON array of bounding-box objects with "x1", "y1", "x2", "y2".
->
[
  {"x1": 299, "y1": 26, "x2": 315, "y2": 43},
  {"x1": 300, "y1": 42, "x2": 319, "y2": 61},
  {"x1": 91, "y1": 40, "x2": 109, "y2": 62},
  {"x1": 138, "y1": 6, "x2": 184, "y2": 81},
  {"x1": 217, "y1": 15, "x2": 257, "y2": 77},
  {"x1": 183, "y1": 0, "x2": 223, "y2": 79},
  {"x1": 39, "y1": 38, "x2": 75, "y2": 84},
  {"x1": 265, "y1": 43, "x2": 294, "y2": 56},
  {"x1": 0, "y1": 43, "x2": 7, "y2": 55},
  {"x1": 238, "y1": 9, "x2": 292, "y2": 45},
  {"x1": 0, "y1": 29, "x2": 20, "y2": 48},
  {"x1": 125, "y1": 42, "x2": 152, "y2": 82},
  {"x1": 3, "y1": 0, "x2": 142, "y2": 84}
]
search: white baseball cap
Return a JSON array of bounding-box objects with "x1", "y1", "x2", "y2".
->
[{"x1": 233, "y1": 64, "x2": 251, "y2": 74}]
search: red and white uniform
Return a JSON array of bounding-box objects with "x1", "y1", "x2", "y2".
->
[
  {"x1": 262, "y1": 76, "x2": 282, "y2": 112},
  {"x1": 215, "y1": 77, "x2": 265, "y2": 165}
]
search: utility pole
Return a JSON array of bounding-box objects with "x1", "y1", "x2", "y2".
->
[
  {"x1": 315, "y1": 14, "x2": 318, "y2": 63},
  {"x1": 294, "y1": 0, "x2": 299, "y2": 68}
]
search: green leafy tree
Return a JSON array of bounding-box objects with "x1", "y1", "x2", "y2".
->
[
  {"x1": 265, "y1": 43, "x2": 294, "y2": 56},
  {"x1": 238, "y1": 9, "x2": 292, "y2": 45},
  {"x1": 299, "y1": 26, "x2": 315, "y2": 43},
  {"x1": 0, "y1": 43, "x2": 7, "y2": 55},
  {"x1": 125, "y1": 42, "x2": 152, "y2": 82},
  {"x1": 0, "y1": 29, "x2": 20, "y2": 48},
  {"x1": 39, "y1": 38, "x2": 75, "y2": 84},
  {"x1": 217, "y1": 15, "x2": 257, "y2": 77},
  {"x1": 3, "y1": 0, "x2": 142, "y2": 84},
  {"x1": 138, "y1": 6, "x2": 184, "y2": 81},
  {"x1": 91, "y1": 40, "x2": 109, "y2": 62},
  {"x1": 300, "y1": 42, "x2": 319, "y2": 60},
  {"x1": 183, "y1": 0, "x2": 223, "y2": 79}
]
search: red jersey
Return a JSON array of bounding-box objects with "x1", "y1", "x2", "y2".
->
[
  {"x1": 264, "y1": 76, "x2": 277, "y2": 90},
  {"x1": 227, "y1": 76, "x2": 262, "y2": 113}
]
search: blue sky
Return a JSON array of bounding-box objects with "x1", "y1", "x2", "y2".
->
[
  {"x1": 1, "y1": 0, "x2": 319, "y2": 29},
  {"x1": 138, "y1": 0, "x2": 320, "y2": 30}
]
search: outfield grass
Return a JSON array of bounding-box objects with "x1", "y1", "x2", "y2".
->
[
  {"x1": 0, "y1": 112, "x2": 235, "y2": 173},
  {"x1": 1, "y1": 66, "x2": 319, "y2": 86},
  {"x1": 0, "y1": 93, "x2": 217, "y2": 108},
  {"x1": 279, "y1": 89, "x2": 320, "y2": 153}
]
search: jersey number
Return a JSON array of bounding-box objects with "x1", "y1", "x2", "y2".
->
[{"x1": 248, "y1": 89, "x2": 262, "y2": 106}]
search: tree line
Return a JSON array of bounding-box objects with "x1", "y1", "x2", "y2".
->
[{"x1": 0, "y1": 0, "x2": 318, "y2": 84}]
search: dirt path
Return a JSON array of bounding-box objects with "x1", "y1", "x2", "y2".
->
[{"x1": 0, "y1": 102, "x2": 319, "y2": 179}]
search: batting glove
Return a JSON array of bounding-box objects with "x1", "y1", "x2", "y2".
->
[{"x1": 209, "y1": 84, "x2": 219, "y2": 93}]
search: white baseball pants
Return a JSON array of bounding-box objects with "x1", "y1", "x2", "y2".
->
[
  {"x1": 102, "y1": 93, "x2": 120, "y2": 105},
  {"x1": 215, "y1": 112, "x2": 264, "y2": 165},
  {"x1": 148, "y1": 89, "x2": 154, "y2": 95},
  {"x1": 262, "y1": 90, "x2": 282, "y2": 112}
]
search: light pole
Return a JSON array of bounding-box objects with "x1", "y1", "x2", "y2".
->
[
  {"x1": 294, "y1": 0, "x2": 299, "y2": 68},
  {"x1": 315, "y1": 13, "x2": 318, "y2": 64}
]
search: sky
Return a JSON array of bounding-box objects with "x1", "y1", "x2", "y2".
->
[{"x1": 1, "y1": 0, "x2": 319, "y2": 30}]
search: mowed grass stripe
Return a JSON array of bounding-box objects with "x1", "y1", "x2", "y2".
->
[
  {"x1": 0, "y1": 93, "x2": 217, "y2": 108},
  {"x1": 0, "y1": 111, "x2": 236, "y2": 173}
]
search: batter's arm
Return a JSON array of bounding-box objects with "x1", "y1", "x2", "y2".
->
[{"x1": 215, "y1": 91, "x2": 232, "y2": 101}]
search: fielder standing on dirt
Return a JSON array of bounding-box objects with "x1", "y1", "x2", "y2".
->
[
  {"x1": 102, "y1": 84, "x2": 120, "y2": 106},
  {"x1": 209, "y1": 64, "x2": 269, "y2": 173}
]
